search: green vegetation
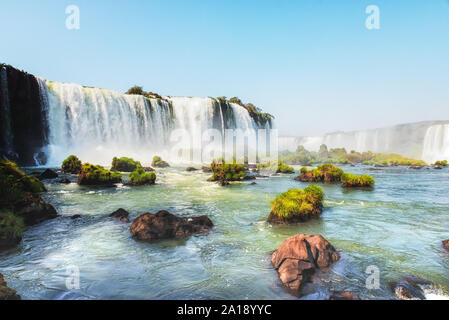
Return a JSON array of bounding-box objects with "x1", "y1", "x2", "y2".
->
[
  {"x1": 111, "y1": 157, "x2": 142, "y2": 172},
  {"x1": 270, "y1": 185, "x2": 324, "y2": 219},
  {"x1": 62, "y1": 155, "x2": 82, "y2": 174},
  {"x1": 209, "y1": 159, "x2": 246, "y2": 184},
  {"x1": 214, "y1": 96, "x2": 274, "y2": 126},
  {"x1": 125, "y1": 85, "x2": 165, "y2": 101},
  {"x1": 434, "y1": 160, "x2": 448, "y2": 167},
  {"x1": 78, "y1": 163, "x2": 122, "y2": 185},
  {"x1": 129, "y1": 167, "x2": 156, "y2": 186},
  {"x1": 0, "y1": 211, "x2": 24, "y2": 248},
  {"x1": 341, "y1": 173, "x2": 375, "y2": 188},
  {"x1": 0, "y1": 160, "x2": 46, "y2": 211},
  {"x1": 280, "y1": 144, "x2": 426, "y2": 167},
  {"x1": 257, "y1": 161, "x2": 294, "y2": 174},
  {"x1": 298, "y1": 163, "x2": 344, "y2": 183},
  {"x1": 152, "y1": 156, "x2": 170, "y2": 168}
]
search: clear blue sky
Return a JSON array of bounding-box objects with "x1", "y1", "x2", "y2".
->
[{"x1": 1, "y1": 0, "x2": 448, "y2": 136}]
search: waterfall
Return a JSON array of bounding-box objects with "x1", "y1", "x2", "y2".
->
[
  {"x1": 422, "y1": 124, "x2": 449, "y2": 164},
  {"x1": 0, "y1": 66, "x2": 14, "y2": 158},
  {"x1": 36, "y1": 81, "x2": 269, "y2": 166}
]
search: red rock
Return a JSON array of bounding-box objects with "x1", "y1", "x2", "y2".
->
[
  {"x1": 443, "y1": 239, "x2": 449, "y2": 251},
  {"x1": 0, "y1": 273, "x2": 21, "y2": 300},
  {"x1": 271, "y1": 234, "x2": 340, "y2": 293}
]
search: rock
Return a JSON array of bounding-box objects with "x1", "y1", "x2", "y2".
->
[
  {"x1": 410, "y1": 166, "x2": 423, "y2": 170},
  {"x1": 186, "y1": 167, "x2": 198, "y2": 172},
  {"x1": 202, "y1": 166, "x2": 212, "y2": 173},
  {"x1": 218, "y1": 180, "x2": 230, "y2": 186},
  {"x1": 434, "y1": 166, "x2": 442, "y2": 170},
  {"x1": 38, "y1": 169, "x2": 58, "y2": 180},
  {"x1": 71, "y1": 214, "x2": 81, "y2": 219},
  {"x1": 130, "y1": 210, "x2": 213, "y2": 241},
  {"x1": 271, "y1": 234, "x2": 340, "y2": 293},
  {"x1": 242, "y1": 175, "x2": 256, "y2": 180},
  {"x1": 329, "y1": 291, "x2": 360, "y2": 300},
  {"x1": 389, "y1": 275, "x2": 431, "y2": 300},
  {"x1": 14, "y1": 194, "x2": 58, "y2": 226},
  {"x1": 442, "y1": 239, "x2": 449, "y2": 251},
  {"x1": 143, "y1": 167, "x2": 155, "y2": 172},
  {"x1": 59, "y1": 178, "x2": 71, "y2": 184},
  {"x1": 110, "y1": 208, "x2": 130, "y2": 220},
  {"x1": 250, "y1": 182, "x2": 257, "y2": 185},
  {"x1": 0, "y1": 273, "x2": 21, "y2": 300}
]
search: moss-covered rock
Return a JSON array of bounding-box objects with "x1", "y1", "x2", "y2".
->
[
  {"x1": 111, "y1": 156, "x2": 142, "y2": 172},
  {"x1": 78, "y1": 163, "x2": 122, "y2": 185},
  {"x1": 0, "y1": 211, "x2": 24, "y2": 251},
  {"x1": 208, "y1": 160, "x2": 246, "y2": 185},
  {"x1": 295, "y1": 164, "x2": 344, "y2": 183},
  {"x1": 151, "y1": 156, "x2": 170, "y2": 168},
  {"x1": 62, "y1": 155, "x2": 82, "y2": 174},
  {"x1": 0, "y1": 160, "x2": 57, "y2": 230},
  {"x1": 129, "y1": 167, "x2": 156, "y2": 186},
  {"x1": 341, "y1": 173, "x2": 375, "y2": 188},
  {"x1": 267, "y1": 185, "x2": 324, "y2": 224},
  {"x1": 257, "y1": 161, "x2": 294, "y2": 174}
]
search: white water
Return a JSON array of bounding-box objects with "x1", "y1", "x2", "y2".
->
[
  {"x1": 422, "y1": 124, "x2": 449, "y2": 164},
  {"x1": 40, "y1": 81, "x2": 269, "y2": 166}
]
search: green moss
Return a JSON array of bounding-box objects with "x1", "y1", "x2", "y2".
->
[
  {"x1": 341, "y1": 173, "x2": 375, "y2": 187},
  {"x1": 270, "y1": 185, "x2": 324, "y2": 218},
  {"x1": 209, "y1": 160, "x2": 246, "y2": 183},
  {"x1": 129, "y1": 168, "x2": 156, "y2": 186},
  {"x1": 152, "y1": 156, "x2": 170, "y2": 168},
  {"x1": 62, "y1": 155, "x2": 82, "y2": 174},
  {"x1": 0, "y1": 160, "x2": 46, "y2": 210},
  {"x1": 434, "y1": 160, "x2": 448, "y2": 166},
  {"x1": 125, "y1": 86, "x2": 166, "y2": 101},
  {"x1": 78, "y1": 163, "x2": 122, "y2": 185},
  {"x1": 0, "y1": 211, "x2": 24, "y2": 246},
  {"x1": 257, "y1": 161, "x2": 294, "y2": 173},
  {"x1": 111, "y1": 157, "x2": 142, "y2": 172}
]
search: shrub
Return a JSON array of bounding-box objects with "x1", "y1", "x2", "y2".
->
[
  {"x1": 151, "y1": 156, "x2": 170, "y2": 168},
  {"x1": 129, "y1": 167, "x2": 156, "y2": 186},
  {"x1": 295, "y1": 163, "x2": 344, "y2": 183},
  {"x1": 257, "y1": 161, "x2": 294, "y2": 174},
  {"x1": 62, "y1": 155, "x2": 82, "y2": 174},
  {"x1": 434, "y1": 160, "x2": 448, "y2": 167},
  {"x1": 0, "y1": 211, "x2": 24, "y2": 248},
  {"x1": 270, "y1": 185, "x2": 324, "y2": 220},
  {"x1": 209, "y1": 160, "x2": 246, "y2": 184},
  {"x1": 111, "y1": 157, "x2": 142, "y2": 172},
  {"x1": 341, "y1": 173, "x2": 375, "y2": 187},
  {"x1": 0, "y1": 160, "x2": 46, "y2": 210},
  {"x1": 78, "y1": 163, "x2": 122, "y2": 185}
]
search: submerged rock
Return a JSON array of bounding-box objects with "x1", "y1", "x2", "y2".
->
[
  {"x1": 271, "y1": 234, "x2": 340, "y2": 294},
  {"x1": 389, "y1": 275, "x2": 432, "y2": 300},
  {"x1": 130, "y1": 210, "x2": 213, "y2": 241},
  {"x1": 202, "y1": 166, "x2": 212, "y2": 173},
  {"x1": 59, "y1": 178, "x2": 71, "y2": 184},
  {"x1": 38, "y1": 169, "x2": 58, "y2": 180},
  {"x1": 0, "y1": 273, "x2": 21, "y2": 300},
  {"x1": 186, "y1": 167, "x2": 198, "y2": 172},
  {"x1": 71, "y1": 214, "x2": 81, "y2": 220},
  {"x1": 329, "y1": 291, "x2": 361, "y2": 300},
  {"x1": 110, "y1": 208, "x2": 130, "y2": 223},
  {"x1": 442, "y1": 239, "x2": 449, "y2": 252},
  {"x1": 143, "y1": 167, "x2": 155, "y2": 172}
]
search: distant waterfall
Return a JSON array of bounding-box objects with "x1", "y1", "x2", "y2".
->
[
  {"x1": 422, "y1": 124, "x2": 449, "y2": 164},
  {"x1": 37, "y1": 81, "x2": 270, "y2": 166}
]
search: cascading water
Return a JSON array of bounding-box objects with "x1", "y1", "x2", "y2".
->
[
  {"x1": 38, "y1": 81, "x2": 270, "y2": 166},
  {"x1": 422, "y1": 124, "x2": 449, "y2": 164}
]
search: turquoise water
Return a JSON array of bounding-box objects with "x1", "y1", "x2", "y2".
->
[{"x1": 1, "y1": 165, "x2": 449, "y2": 299}]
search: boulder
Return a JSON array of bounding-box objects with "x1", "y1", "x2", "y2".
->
[
  {"x1": 130, "y1": 210, "x2": 213, "y2": 241},
  {"x1": 329, "y1": 291, "x2": 360, "y2": 300},
  {"x1": 443, "y1": 239, "x2": 449, "y2": 251},
  {"x1": 71, "y1": 214, "x2": 81, "y2": 220},
  {"x1": 14, "y1": 194, "x2": 58, "y2": 226},
  {"x1": 59, "y1": 178, "x2": 71, "y2": 184},
  {"x1": 38, "y1": 169, "x2": 58, "y2": 180},
  {"x1": 186, "y1": 167, "x2": 198, "y2": 172},
  {"x1": 0, "y1": 273, "x2": 21, "y2": 300},
  {"x1": 110, "y1": 208, "x2": 130, "y2": 222},
  {"x1": 389, "y1": 275, "x2": 431, "y2": 300},
  {"x1": 271, "y1": 234, "x2": 340, "y2": 293},
  {"x1": 143, "y1": 167, "x2": 155, "y2": 172},
  {"x1": 202, "y1": 166, "x2": 212, "y2": 173}
]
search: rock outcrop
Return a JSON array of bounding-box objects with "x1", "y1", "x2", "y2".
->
[
  {"x1": 271, "y1": 234, "x2": 340, "y2": 293},
  {"x1": 442, "y1": 239, "x2": 449, "y2": 251},
  {"x1": 130, "y1": 210, "x2": 213, "y2": 241},
  {"x1": 389, "y1": 275, "x2": 432, "y2": 300},
  {"x1": 38, "y1": 169, "x2": 58, "y2": 180},
  {"x1": 110, "y1": 208, "x2": 130, "y2": 223},
  {"x1": 0, "y1": 273, "x2": 21, "y2": 300},
  {"x1": 14, "y1": 194, "x2": 58, "y2": 226}
]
